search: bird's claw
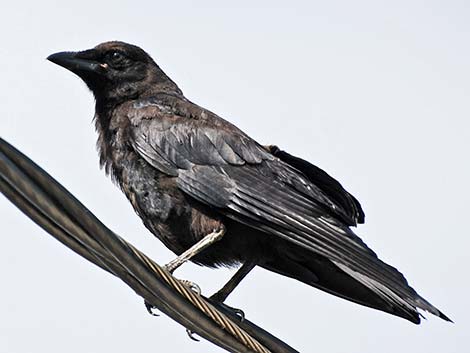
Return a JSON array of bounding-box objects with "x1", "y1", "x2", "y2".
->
[
  {"x1": 179, "y1": 279, "x2": 202, "y2": 295},
  {"x1": 232, "y1": 307, "x2": 245, "y2": 321},
  {"x1": 209, "y1": 298, "x2": 245, "y2": 322},
  {"x1": 146, "y1": 280, "x2": 203, "y2": 342},
  {"x1": 144, "y1": 300, "x2": 160, "y2": 316},
  {"x1": 186, "y1": 329, "x2": 200, "y2": 342},
  {"x1": 221, "y1": 303, "x2": 245, "y2": 322}
]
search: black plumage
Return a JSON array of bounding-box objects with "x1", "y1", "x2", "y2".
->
[{"x1": 47, "y1": 41, "x2": 450, "y2": 324}]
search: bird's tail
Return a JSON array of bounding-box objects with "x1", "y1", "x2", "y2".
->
[{"x1": 261, "y1": 249, "x2": 451, "y2": 324}]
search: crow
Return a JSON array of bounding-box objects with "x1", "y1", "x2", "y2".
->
[{"x1": 47, "y1": 41, "x2": 450, "y2": 324}]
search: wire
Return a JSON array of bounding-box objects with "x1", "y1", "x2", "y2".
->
[{"x1": 0, "y1": 137, "x2": 298, "y2": 353}]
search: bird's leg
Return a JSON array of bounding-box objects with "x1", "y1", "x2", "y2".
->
[
  {"x1": 165, "y1": 228, "x2": 225, "y2": 340},
  {"x1": 146, "y1": 229, "x2": 225, "y2": 318},
  {"x1": 209, "y1": 261, "x2": 256, "y2": 320},
  {"x1": 164, "y1": 228, "x2": 225, "y2": 273},
  {"x1": 211, "y1": 261, "x2": 256, "y2": 303}
]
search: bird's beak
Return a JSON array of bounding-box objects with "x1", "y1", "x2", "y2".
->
[{"x1": 47, "y1": 51, "x2": 104, "y2": 75}]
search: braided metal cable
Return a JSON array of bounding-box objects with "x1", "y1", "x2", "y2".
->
[
  {"x1": 126, "y1": 240, "x2": 270, "y2": 353},
  {"x1": 0, "y1": 138, "x2": 301, "y2": 353}
]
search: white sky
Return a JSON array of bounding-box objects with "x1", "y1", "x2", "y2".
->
[{"x1": 1, "y1": 1, "x2": 468, "y2": 352}]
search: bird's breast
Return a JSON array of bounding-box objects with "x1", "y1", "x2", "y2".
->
[{"x1": 107, "y1": 148, "x2": 229, "y2": 259}]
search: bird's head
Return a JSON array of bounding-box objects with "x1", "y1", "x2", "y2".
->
[{"x1": 47, "y1": 41, "x2": 180, "y2": 104}]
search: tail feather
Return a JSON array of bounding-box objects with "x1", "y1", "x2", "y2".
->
[{"x1": 261, "y1": 250, "x2": 451, "y2": 324}]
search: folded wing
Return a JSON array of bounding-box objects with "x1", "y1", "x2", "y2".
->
[{"x1": 128, "y1": 99, "x2": 450, "y2": 322}]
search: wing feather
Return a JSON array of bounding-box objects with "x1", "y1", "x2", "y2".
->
[{"x1": 127, "y1": 98, "x2": 447, "y2": 319}]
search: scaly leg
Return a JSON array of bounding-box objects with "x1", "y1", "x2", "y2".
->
[
  {"x1": 208, "y1": 261, "x2": 256, "y2": 321},
  {"x1": 164, "y1": 228, "x2": 225, "y2": 273},
  {"x1": 211, "y1": 261, "x2": 256, "y2": 303},
  {"x1": 145, "y1": 228, "x2": 225, "y2": 316}
]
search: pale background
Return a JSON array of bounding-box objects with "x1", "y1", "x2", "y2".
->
[{"x1": 0, "y1": 1, "x2": 468, "y2": 352}]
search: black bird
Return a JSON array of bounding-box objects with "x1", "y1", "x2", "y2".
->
[{"x1": 47, "y1": 41, "x2": 450, "y2": 324}]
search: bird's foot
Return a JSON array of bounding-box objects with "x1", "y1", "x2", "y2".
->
[
  {"x1": 146, "y1": 281, "x2": 202, "y2": 342},
  {"x1": 178, "y1": 279, "x2": 202, "y2": 342},
  {"x1": 220, "y1": 303, "x2": 245, "y2": 322},
  {"x1": 209, "y1": 295, "x2": 245, "y2": 322},
  {"x1": 186, "y1": 329, "x2": 200, "y2": 342},
  {"x1": 144, "y1": 300, "x2": 160, "y2": 316},
  {"x1": 178, "y1": 279, "x2": 202, "y2": 295}
]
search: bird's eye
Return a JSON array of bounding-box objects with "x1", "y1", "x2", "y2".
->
[
  {"x1": 111, "y1": 51, "x2": 124, "y2": 61},
  {"x1": 106, "y1": 50, "x2": 128, "y2": 67}
]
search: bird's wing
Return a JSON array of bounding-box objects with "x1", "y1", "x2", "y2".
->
[
  {"x1": 176, "y1": 161, "x2": 444, "y2": 319},
  {"x1": 266, "y1": 145, "x2": 365, "y2": 226},
  {"x1": 128, "y1": 101, "x2": 444, "y2": 319},
  {"x1": 128, "y1": 99, "x2": 358, "y2": 223},
  {"x1": 128, "y1": 104, "x2": 273, "y2": 177}
]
